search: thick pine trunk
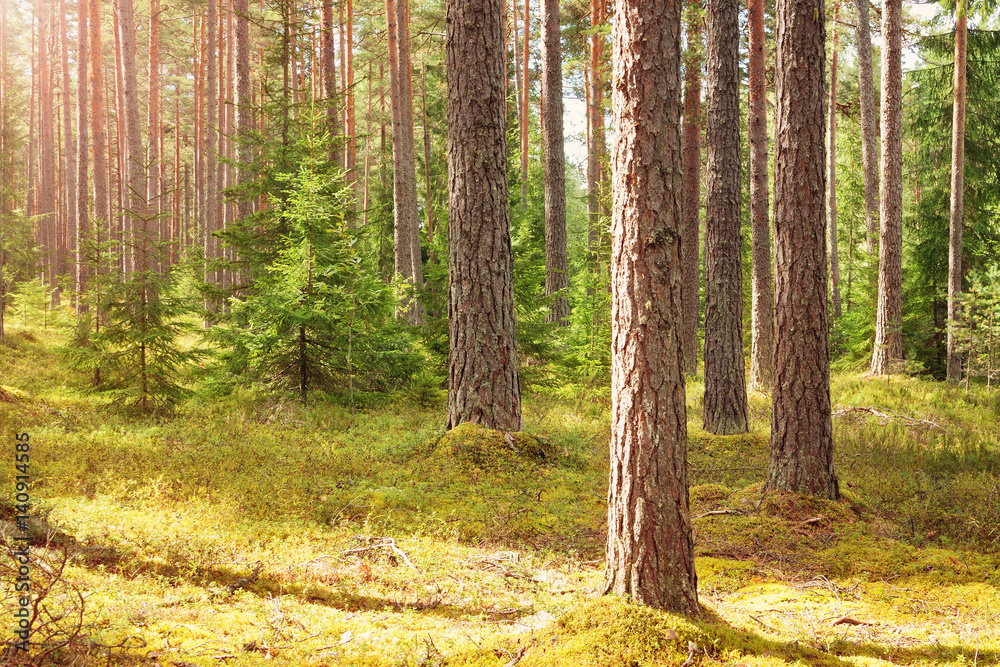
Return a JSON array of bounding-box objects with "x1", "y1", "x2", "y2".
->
[
  {"x1": 387, "y1": 0, "x2": 424, "y2": 324},
  {"x1": 703, "y1": 0, "x2": 747, "y2": 435},
  {"x1": 747, "y1": 0, "x2": 772, "y2": 391},
  {"x1": 605, "y1": 0, "x2": 698, "y2": 615},
  {"x1": 446, "y1": 0, "x2": 522, "y2": 432},
  {"x1": 946, "y1": 0, "x2": 968, "y2": 382},
  {"x1": 871, "y1": 0, "x2": 903, "y2": 375},
  {"x1": 321, "y1": 0, "x2": 340, "y2": 165},
  {"x1": 682, "y1": 0, "x2": 702, "y2": 378},
  {"x1": 75, "y1": 0, "x2": 88, "y2": 309},
  {"x1": 827, "y1": 6, "x2": 841, "y2": 321},
  {"x1": 542, "y1": 0, "x2": 568, "y2": 325},
  {"x1": 855, "y1": 0, "x2": 879, "y2": 254},
  {"x1": 766, "y1": 0, "x2": 838, "y2": 500}
]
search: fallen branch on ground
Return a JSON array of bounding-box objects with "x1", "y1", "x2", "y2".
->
[
  {"x1": 832, "y1": 406, "x2": 942, "y2": 429},
  {"x1": 340, "y1": 536, "x2": 415, "y2": 568}
]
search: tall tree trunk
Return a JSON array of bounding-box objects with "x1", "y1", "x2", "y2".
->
[
  {"x1": 871, "y1": 0, "x2": 903, "y2": 375},
  {"x1": 421, "y1": 67, "x2": 435, "y2": 266},
  {"x1": 682, "y1": 0, "x2": 702, "y2": 378},
  {"x1": 75, "y1": 0, "x2": 88, "y2": 310},
  {"x1": 116, "y1": 0, "x2": 145, "y2": 275},
  {"x1": 703, "y1": 0, "x2": 748, "y2": 435},
  {"x1": 205, "y1": 0, "x2": 218, "y2": 297},
  {"x1": 0, "y1": 0, "x2": 5, "y2": 337},
  {"x1": 542, "y1": 0, "x2": 568, "y2": 325},
  {"x1": 445, "y1": 0, "x2": 522, "y2": 431},
  {"x1": 520, "y1": 0, "x2": 530, "y2": 201},
  {"x1": 235, "y1": 0, "x2": 252, "y2": 225},
  {"x1": 60, "y1": 0, "x2": 74, "y2": 304},
  {"x1": 605, "y1": 0, "x2": 698, "y2": 615},
  {"x1": 766, "y1": 0, "x2": 838, "y2": 500},
  {"x1": 89, "y1": 0, "x2": 107, "y2": 236},
  {"x1": 346, "y1": 0, "x2": 356, "y2": 205},
  {"x1": 321, "y1": 0, "x2": 340, "y2": 165},
  {"x1": 37, "y1": 0, "x2": 56, "y2": 297},
  {"x1": 946, "y1": 0, "x2": 968, "y2": 382},
  {"x1": 747, "y1": 0, "x2": 772, "y2": 391},
  {"x1": 387, "y1": 0, "x2": 424, "y2": 324},
  {"x1": 855, "y1": 0, "x2": 878, "y2": 254},
  {"x1": 587, "y1": 0, "x2": 606, "y2": 275},
  {"x1": 827, "y1": 3, "x2": 841, "y2": 321},
  {"x1": 148, "y1": 0, "x2": 161, "y2": 272}
]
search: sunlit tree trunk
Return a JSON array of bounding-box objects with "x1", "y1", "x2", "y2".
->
[
  {"x1": 520, "y1": 0, "x2": 530, "y2": 201},
  {"x1": 446, "y1": 0, "x2": 522, "y2": 431},
  {"x1": 37, "y1": 0, "x2": 56, "y2": 297},
  {"x1": 871, "y1": 0, "x2": 903, "y2": 375},
  {"x1": 387, "y1": 0, "x2": 424, "y2": 324},
  {"x1": 148, "y1": 0, "x2": 161, "y2": 272},
  {"x1": 605, "y1": 0, "x2": 698, "y2": 615},
  {"x1": 75, "y1": 0, "x2": 88, "y2": 309},
  {"x1": 682, "y1": 0, "x2": 702, "y2": 378},
  {"x1": 321, "y1": 0, "x2": 340, "y2": 166},
  {"x1": 235, "y1": 0, "x2": 252, "y2": 226},
  {"x1": 766, "y1": 0, "x2": 838, "y2": 500},
  {"x1": 747, "y1": 0, "x2": 772, "y2": 391},
  {"x1": 946, "y1": 0, "x2": 968, "y2": 382},
  {"x1": 60, "y1": 0, "x2": 75, "y2": 303},
  {"x1": 542, "y1": 0, "x2": 568, "y2": 325},
  {"x1": 855, "y1": 0, "x2": 878, "y2": 254},
  {"x1": 116, "y1": 0, "x2": 145, "y2": 275},
  {"x1": 90, "y1": 0, "x2": 107, "y2": 240},
  {"x1": 204, "y1": 0, "x2": 218, "y2": 298},
  {"x1": 703, "y1": 0, "x2": 748, "y2": 435},
  {"x1": 827, "y1": 3, "x2": 841, "y2": 321}
]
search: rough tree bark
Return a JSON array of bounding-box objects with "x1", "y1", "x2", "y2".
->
[
  {"x1": 855, "y1": 0, "x2": 879, "y2": 254},
  {"x1": 702, "y1": 0, "x2": 748, "y2": 434},
  {"x1": 946, "y1": 0, "x2": 968, "y2": 382},
  {"x1": 605, "y1": 0, "x2": 699, "y2": 616},
  {"x1": 89, "y1": 0, "x2": 107, "y2": 233},
  {"x1": 682, "y1": 0, "x2": 702, "y2": 378},
  {"x1": 235, "y1": 0, "x2": 252, "y2": 224},
  {"x1": 60, "y1": 0, "x2": 75, "y2": 302},
  {"x1": 765, "y1": 0, "x2": 839, "y2": 500},
  {"x1": 446, "y1": 0, "x2": 522, "y2": 432},
  {"x1": 747, "y1": 0, "x2": 772, "y2": 391},
  {"x1": 827, "y1": 3, "x2": 841, "y2": 321},
  {"x1": 37, "y1": 0, "x2": 56, "y2": 296},
  {"x1": 542, "y1": 0, "x2": 569, "y2": 325},
  {"x1": 321, "y1": 0, "x2": 340, "y2": 166},
  {"x1": 871, "y1": 0, "x2": 903, "y2": 375},
  {"x1": 387, "y1": 0, "x2": 424, "y2": 324}
]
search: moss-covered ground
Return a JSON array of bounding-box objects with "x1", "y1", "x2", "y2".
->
[{"x1": 0, "y1": 325, "x2": 998, "y2": 665}]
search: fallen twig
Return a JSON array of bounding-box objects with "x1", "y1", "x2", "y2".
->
[
  {"x1": 832, "y1": 406, "x2": 942, "y2": 429},
  {"x1": 340, "y1": 536, "x2": 415, "y2": 568},
  {"x1": 695, "y1": 509, "x2": 745, "y2": 519},
  {"x1": 503, "y1": 645, "x2": 528, "y2": 667},
  {"x1": 831, "y1": 616, "x2": 872, "y2": 626}
]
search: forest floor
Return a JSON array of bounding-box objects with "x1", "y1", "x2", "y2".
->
[{"x1": 0, "y1": 325, "x2": 999, "y2": 666}]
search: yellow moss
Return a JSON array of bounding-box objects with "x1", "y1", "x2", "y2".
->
[{"x1": 434, "y1": 422, "x2": 557, "y2": 469}]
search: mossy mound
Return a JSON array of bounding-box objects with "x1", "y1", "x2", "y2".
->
[
  {"x1": 434, "y1": 422, "x2": 558, "y2": 469},
  {"x1": 455, "y1": 596, "x2": 845, "y2": 667},
  {"x1": 689, "y1": 483, "x2": 733, "y2": 507}
]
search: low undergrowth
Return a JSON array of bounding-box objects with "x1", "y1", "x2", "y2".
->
[{"x1": 1, "y1": 325, "x2": 999, "y2": 665}]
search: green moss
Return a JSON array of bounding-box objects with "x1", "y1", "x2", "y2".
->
[{"x1": 434, "y1": 422, "x2": 558, "y2": 469}]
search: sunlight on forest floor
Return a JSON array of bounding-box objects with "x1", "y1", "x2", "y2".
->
[{"x1": 1, "y1": 325, "x2": 998, "y2": 666}]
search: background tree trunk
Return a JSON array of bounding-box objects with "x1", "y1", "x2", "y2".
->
[
  {"x1": 605, "y1": 0, "x2": 698, "y2": 616},
  {"x1": 747, "y1": 0, "x2": 772, "y2": 391},
  {"x1": 682, "y1": 0, "x2": 702, "y2": 378},
  {"x1": 235, "y1": 0, "x2": 252, "y2": 224},
  {"x1": 147, "y1": 0, "x2": 161, "y2": 271},
  {"x1": 116, "y1": 0, "x2": 145, "y2": 274},
  {"x1": 446, "y1": 0, "x2": 522, "y2": 432},
  {"x1": 827, "y1": 4, "x2": 841, "y2": 321},
  {"x1": 542, "y1": 0, "x2": 568, "y2": 325},
  {"x1": 75, "y1": 0, "x2": 88, "y2": 310},
  {"x1": 387, "y1": 0, "x2": 424, "y2": 324},
  {"x1": 89, "y1": 0, "x2": 107, "y2": 236},
  {"x1": 204, "y1": 0, "x2": 217, "y2": 296},
  {"x1": 855, "y1": 0, "x2": 879, "y2": 255},
  {"x1": 520, "y1": 0, "x2": 530, "y2": 201},
  {"x1": 321, "y1": 0, "x2": 340, "y2": 166},
  {"x1": 871, "y1": 0, "x2": 903, "y2": 375},
  {"x1": 946, "y1": 0, "x2": 968, "y2": 382},
  {"x1": 702, "y1": 0, "x2": 748, "y2": 435},
  {"x1": 37, "y1": 0, "x2": 56, "y2": 298},
  {"x1": 766, "y1": 0, "x2": 838, "y2": 500},
  {"x1": 60, "y1": 0, "x2": 75, "y2": 303}
]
